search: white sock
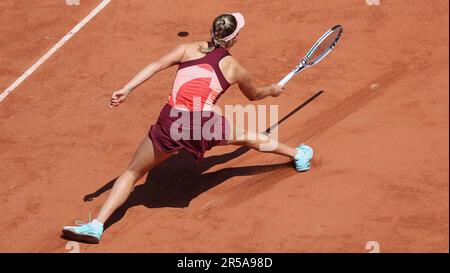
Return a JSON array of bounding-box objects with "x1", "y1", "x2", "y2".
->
[{"x1": 91, "y1": 219, "x2": 104, "y2": 231}]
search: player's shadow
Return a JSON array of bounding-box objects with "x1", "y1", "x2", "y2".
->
[
  {"x1": 83, "y1": 146, "x2": 291, "y2": 230},
  {"x1": 83, "y1": 91, "x2": 325, "y2": 230}
]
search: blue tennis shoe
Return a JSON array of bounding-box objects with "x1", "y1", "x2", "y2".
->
[
  {"x1": 62, "y1": 219, "x2": 103, "y2": 244},
  {"x1": 294, "y1": 144, "x2": 313, "y2": 172}
]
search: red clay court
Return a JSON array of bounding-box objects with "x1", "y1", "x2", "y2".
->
[{"x1": 0, "y1": 0, "x2": 448, "y2": 252}]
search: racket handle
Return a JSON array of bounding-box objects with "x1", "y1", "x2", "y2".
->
[{"x1": 278, "y1": 71, "x2": 295, "y2": 86}]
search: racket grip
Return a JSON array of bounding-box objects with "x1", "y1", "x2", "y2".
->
[{"x1": 278, "y1": 71, "x2": 295, "y2": 86}]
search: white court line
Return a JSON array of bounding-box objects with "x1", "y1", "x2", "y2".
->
[{"x1": 0, "y1": 0, "x2": 112, "y2": 102}]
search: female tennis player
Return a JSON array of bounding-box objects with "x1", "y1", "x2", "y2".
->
[{"x1": 62, "y1": 13, "x2": 313, "y2": 244}]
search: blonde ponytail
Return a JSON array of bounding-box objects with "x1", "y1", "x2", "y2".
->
[{"x1": 199, "y1": 14, "x2": 237, "y2": 53}]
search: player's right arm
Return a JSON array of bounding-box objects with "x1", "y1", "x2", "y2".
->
[{"x1": 234, "y1": 62, "x2": 284, "y2": 101}]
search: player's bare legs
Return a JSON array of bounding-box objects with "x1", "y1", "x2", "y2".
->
[
  {"x1": 96, "y1": 136, "x2": 172, "y2": 223},
  {"x1": 224, "y1": 125, "x2": 313, "y2": 172},
  {"x1": 62, "y1": 136, "x2": 172, "y2": 243},
  {"x1": 225, "y1": 130, "x2": 298, "y2": 158}
]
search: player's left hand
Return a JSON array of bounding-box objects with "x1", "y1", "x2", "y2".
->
[{"x1": 110, "y1": 88, "x2": 129, "y2": 108}]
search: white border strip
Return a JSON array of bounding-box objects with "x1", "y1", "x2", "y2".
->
[{"x1": 0, "y1": 0, "x2": 112, "y2": 102}]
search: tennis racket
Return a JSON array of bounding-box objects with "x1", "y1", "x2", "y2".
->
[{"x1": 278, "y1": 25, "x2": 343, "y2": 86}]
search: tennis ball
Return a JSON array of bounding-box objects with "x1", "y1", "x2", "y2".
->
[{"x1": 370, "y1": 83, "x2": 380, "y2": 90}]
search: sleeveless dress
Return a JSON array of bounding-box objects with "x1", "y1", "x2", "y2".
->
[{"x1": 148, "y1": 43, "x2": 232, "y2": 160}]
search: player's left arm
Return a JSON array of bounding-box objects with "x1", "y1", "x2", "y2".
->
[
  {"x1": 110, "y1": 44, "x2": 186, "y2": 107},
  {"x1": 122, "y1": 43, "x2": 187, "y2": 93}
]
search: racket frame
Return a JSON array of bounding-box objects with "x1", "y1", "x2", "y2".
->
[{"x1": 278, "y1": 25, "x2": 343, "y2": 86}]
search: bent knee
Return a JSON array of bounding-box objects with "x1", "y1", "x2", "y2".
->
[{"x1": 125, "y1": 165, "x2": 149, "y2": 179}]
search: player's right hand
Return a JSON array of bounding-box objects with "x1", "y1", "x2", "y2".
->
[
  {"x1": 270, "y1": 84, "x2": 285, "y2": 97},
  {"x1": 110, "y1": 88, "x2": 129, "y2": 108}
]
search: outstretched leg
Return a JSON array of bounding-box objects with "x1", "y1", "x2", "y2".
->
[
  {"x1": 224, "y1": 130, "x2": 313, "y2": 172},
  {"x1": 96, "y1": 136, "x2": 172, "y2": 223},
  {"x1": 63, "y1": 136, "x2": 172, "y2": 243},
  {"x1": 225, "y1": 130, "x2": 297, "y2": 157}
]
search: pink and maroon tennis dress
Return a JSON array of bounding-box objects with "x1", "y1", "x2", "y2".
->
[{"x1": 148, "y1": 42, "x2": 232, "y2": 160}]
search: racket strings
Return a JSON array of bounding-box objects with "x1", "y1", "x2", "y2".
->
[
  {"x1": 306, "y1": 26, "x2": 343, "y2": 66},
  {"x1": 278, "y1": 25, "x2": 343, "y2": 86}
]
